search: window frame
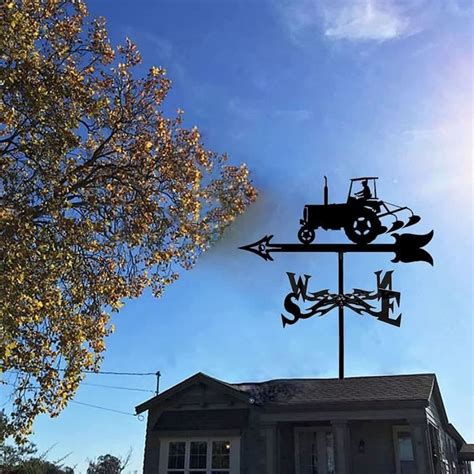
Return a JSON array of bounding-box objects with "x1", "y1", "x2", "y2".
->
[
  {"x1": 392, "y1": 425, "x2": 416, "y2": 474},
  {"x1": 294, "y1": 426, "x2": 335, "y2": 474},
  {"x1": 158, "y1": 436, "x2": 240, "y2": 474}
]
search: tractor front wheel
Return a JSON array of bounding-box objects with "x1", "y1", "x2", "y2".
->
[
  {"x1": 298, "y1": 226, "x2": 315, "y2": 245},
  {"x1": 344, "y1": 210, "x2": 381, "y2": 244}
]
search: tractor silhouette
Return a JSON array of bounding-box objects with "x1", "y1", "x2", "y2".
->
[{"x1": 297, "y1": 177, "x2": 421, "y2": 245}]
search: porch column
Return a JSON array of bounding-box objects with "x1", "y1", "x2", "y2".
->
[
  {"x1": 331, "y1": 420, "x2": 352, "y2": 474},
  {"x1": 409, "y1": 418, "x2": 433, "y2": 474}
]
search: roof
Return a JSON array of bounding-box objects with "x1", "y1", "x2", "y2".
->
[
  {"x1": 229, "y1": 373, "x2": 435, "y2": 406},
  {"x1": 460, "y1": 444, "x2": 474, "y2": 461},
  {"x1": 136, "y1": 372, "x2": 435, "y2": 414}
]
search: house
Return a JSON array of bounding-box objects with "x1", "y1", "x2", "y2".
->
[{"x1": 136, "y1": 372, "x2": 473, "y2": 474}]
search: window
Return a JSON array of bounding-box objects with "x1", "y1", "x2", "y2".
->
[
  {"x1": 325, "y1": 432, "x2": 335, "y2": 474},
  {"x1": 190, "y1": 441, "x2": 207, "y2": 471},
  {"x1": 393, "y1": 426, "x2": 416, "y2": 474},
  {"x1": 295, "y1": 428, "x2": 335, "y2": 474},
  {"x1": 168, "y1": 442, "x2": 185, "y2": 472},
  {"x1": 159, "y1": 438, "x2": 240, "y2": 474},
  {"x1": 211, "y1": 441, "x2": 230, "y2": 472}
]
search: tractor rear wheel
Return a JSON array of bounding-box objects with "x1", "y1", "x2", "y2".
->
[
  {"x1": 344, "y1": 210, "x2": 381, "y2": 244},
  {"x1": 298, "y1": 226, "x2": 315, "y2": 244}
]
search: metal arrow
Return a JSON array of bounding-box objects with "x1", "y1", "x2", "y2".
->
[{"x1": 239, "y1": 231, "x2": 434, "y2": 265}]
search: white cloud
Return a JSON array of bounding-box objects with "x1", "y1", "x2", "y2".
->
[
  {"x1": 275, "y1": 0, "x2": 437, "y2": 44},
  {"x1": 322, "y1": 1, "x2": 411, "y2": 41},
  {"x1": 274, "y1": 0, "x2": 319, "y2": 43}
]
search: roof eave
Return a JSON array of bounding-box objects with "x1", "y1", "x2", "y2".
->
[{"x1": 261, "y1": 398, "x2": 429, "y2": 413}]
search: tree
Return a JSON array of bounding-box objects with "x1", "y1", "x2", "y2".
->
[
  {"x1": 0, "y1": 412, "x2": 36, "y2": 468},
  {"x1": 87, "y1": 453, "x2": 129, "y2": 474},
  {"x1": 0, "y1": 0, "x2": 256, "y2": 439},
  {"x1": 1, "y1": 413, "x2": 74, "y2": 472},
  {"x1": 13, "y1": 458, "x2": 74, "y2": 474}
]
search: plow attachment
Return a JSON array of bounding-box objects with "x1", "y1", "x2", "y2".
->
[
  {"x1": 379, "y1": 202, "x2": 422, "y2": 233},
  {"x1": 387, "y1": 220, "x2": 405, "y2": 232},
  {"x1": 403, "y1": 214, "x2": 421, "y2": 228}
]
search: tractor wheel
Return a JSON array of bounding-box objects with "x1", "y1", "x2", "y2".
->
[
  {"x1": 344, "y1": 210, "x2": 381, "y2": 244},
  {"x1": 298, "y1": 226, "x2": 315, "y2": 245}
]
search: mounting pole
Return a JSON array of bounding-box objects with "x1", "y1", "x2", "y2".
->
[
  {"x1": 338, "y1": 252, "x2": 344, "y2": 379},
  {"x1": 155, "y1": 371, "x2": 161, "y2": 395}
]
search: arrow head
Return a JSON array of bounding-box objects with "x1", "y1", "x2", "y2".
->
[
  {"x1": 391, "y1": 230, "x2": 434, "y2": 265},
  {"x1": 239, "y1": 235, "x2": 275, "y2": 261}
]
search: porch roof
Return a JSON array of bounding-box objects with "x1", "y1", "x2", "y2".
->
[{"x1": 459, "y1": 444, "x2": 474, "y2": 462}]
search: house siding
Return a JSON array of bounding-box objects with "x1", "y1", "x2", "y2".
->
[
  {"x1": 239, "y1": 408, "x2": 265, "y2": 474},
  {"x1": 155, "y1": 409, "x2": 248, "y2": 431},
  {"x1": 350, "y1": 420, "x2": 397, "y2": 474},
  {"x1": 143, "y1": 406, "x2": 162, "y2": 474},
  {"x1": 278, "y1": 422, "x2": 295, "y2": 474}
]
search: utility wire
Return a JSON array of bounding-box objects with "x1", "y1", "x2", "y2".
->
[
  {"x1": 2, "y1": 379, "x2": 154, "y2": 394},
  {"x1": 2, "y1": 368, "x2": 156, "y2": 376},
  {"x1": 69, "y1": 400, "x2": 141, "y2": 418},
  {"x1": 73, "y1": 370, "x2": 156, "y2": 376},
  {"x1": 1, "y1": 382, "x2": 144, "y2": 419},
  {"x1": 81, "y1": 381, "x2": 155, "y2": 393}
]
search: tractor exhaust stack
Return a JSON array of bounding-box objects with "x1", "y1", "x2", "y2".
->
[{"x1": 324, "y1": 176, "x2": 329, "y2": 205}]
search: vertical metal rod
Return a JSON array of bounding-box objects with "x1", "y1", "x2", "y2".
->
[
  {"x1": 338, "y1": 252, "x2": 344, "y2": 379},
  {"x1": 155, "y1": 371, "x2": 161, "y2": 395}
]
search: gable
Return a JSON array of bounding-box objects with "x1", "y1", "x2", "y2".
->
[
  {"x1": 163, "y1": 383, "x2": 248, "y2": 409},
  {"x1": 136, "y1": 372, "x2": 250, "y2": 414},
  {"x1": 153, "y1": 408, "x2": 248, "y2": 432}
]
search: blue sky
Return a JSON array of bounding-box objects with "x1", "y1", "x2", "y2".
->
[{"x1": 8, "y1": 0, "x2": 474, "y2": 471}]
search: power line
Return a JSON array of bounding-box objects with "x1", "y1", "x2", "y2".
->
[
  {"x1": 2, "y1": 379, "x2": 154, "y2": 394},
  {"x1": 61, "y1": 369, "x2": 156, "y2": 376},
  {"x1": 2, "y1": 368, "x2": 156, "y2": 376},
  {"x1": 69, "y1": 400, "x2": 141, "y2": 418},
  {"x1": 2, "y1": 382, "x2": 144, "y2": 419},
  {"x1": 81, "y1": 381, "x2": 155, "y2": 393}
]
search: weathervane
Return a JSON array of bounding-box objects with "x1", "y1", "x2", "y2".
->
[{"x1": 240, "y1": 177, "x2": 433, "y2": 379}]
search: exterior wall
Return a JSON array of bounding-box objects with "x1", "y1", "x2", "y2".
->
[
  {"x1": 143, "y1": 406, "x2": 163, "y2": 474},
  {"x1": 278, "y1": 422, "x2": 295, "y2": 474},
  {"x1": 142, "y1": 383, "x2": 251, "y2": 474},
  {"x1": 144, "y1": 409, "x2": 430, "y2": 473},
  {"x1": 276, "y1": 418, "x2": 431, "y2": 474},
  {"x1": 239, "y1": 409, "x2": 266, "y2": 474},
  {"x1": 350, "y1": 420, "x2": 397, "y2": 474},
  {"x1": 426, "y1": 395, "x2": 470, "y2": 473},
  {"x1": 143, "y1": 406, "x2": 249, "y2": 474}
]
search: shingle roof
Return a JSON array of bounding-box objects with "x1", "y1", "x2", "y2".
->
[
  {"x1": 136, "y1": 372, "x2": 437, "y2": 414},
  {"x1": 460, "y1": 444, "x2": 474, "y2": 461},
  {"x1": 227, "y1": 373, "x2": 435, "y2": 406}
]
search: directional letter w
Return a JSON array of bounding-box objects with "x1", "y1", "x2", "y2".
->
[{"x1": 286, "y1": 273, "x2": 312, "y2": 301}]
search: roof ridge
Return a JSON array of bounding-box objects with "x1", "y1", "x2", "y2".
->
[{"x1": 229, "y1": 373, "x2": 436, "y2": 386}]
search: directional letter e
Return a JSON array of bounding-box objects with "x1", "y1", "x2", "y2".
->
[{"x1": 375, "y1": 271, "x2": 401, "y2": 327}]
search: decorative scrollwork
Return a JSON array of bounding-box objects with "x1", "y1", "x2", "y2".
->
[{"x1": 281, "y1": 271, "x2": 401, "y2": 328}]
